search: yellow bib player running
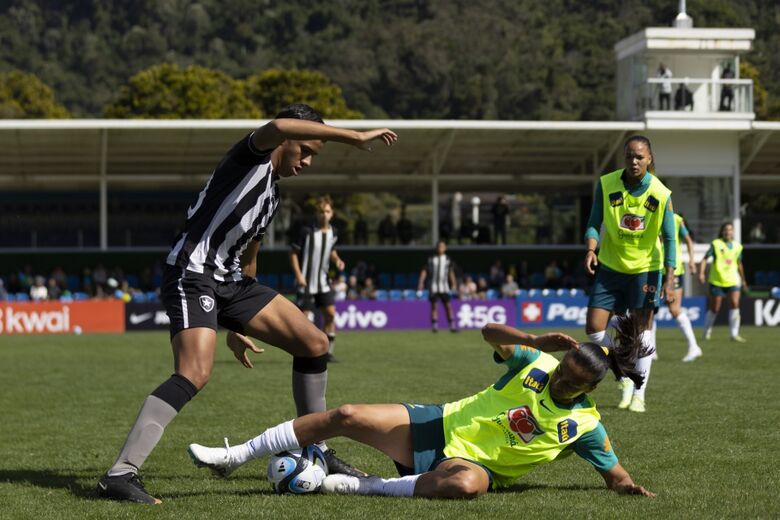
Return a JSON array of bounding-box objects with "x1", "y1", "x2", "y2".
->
[{"x1": 188, "y1": 316, "x2": 655, "y2": 500}]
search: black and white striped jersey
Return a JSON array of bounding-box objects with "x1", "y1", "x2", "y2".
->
[
  {"x1": 426, "y1": 254, "x2": 453, "y2": 294},
  {"x1": 166, "y1": 133, "x2": 280, "y2": 282},
  {"x1": 291, "y1": 224, "x2": 338, "y2": 294}
]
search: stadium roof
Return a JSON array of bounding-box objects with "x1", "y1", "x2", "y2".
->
[{"x1": 0, "y1": 119, "x2": 778, "y2": 193}]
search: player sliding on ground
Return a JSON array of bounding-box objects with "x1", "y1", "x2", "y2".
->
[{"x1": 189, "y1": 316, "x2": 656, "y2": 499}]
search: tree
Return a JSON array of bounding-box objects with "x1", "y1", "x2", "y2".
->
[
  {"x1": 243, "y1": 68, "x2": 362, "y2": 119},
  {"x1": 0, "y1": 70, "x2": 69, "y2": 118},
  {"x1": 105, "y1": 63, "x2": 261, "y2": 118}
]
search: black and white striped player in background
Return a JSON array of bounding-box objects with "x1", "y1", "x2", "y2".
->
[
  {"x1": 289, "y1": 195, "x2": 345, "y2": 363},
  {"x1": 417, "y1": 240, "x2": 459, "y2": 333},
  {"x1": 97, "y1": 104, "x2": 397, "y2": 505}
]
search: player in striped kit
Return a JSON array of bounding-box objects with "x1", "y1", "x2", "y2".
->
[
  {"x1": 290, "y1": 196, "x2": 345, "y2": 363},
  {"x1": 96, "y1": 104, "x2": 397, "y2": 504},
  {"x1": 417, "y1": 240, "x2": 458, "y2": 333}
]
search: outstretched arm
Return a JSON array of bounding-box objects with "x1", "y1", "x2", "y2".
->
[
  {"x1": 240, "y1": 240, "x2": 261, "y2": 279},
  {"x1": 599, "y1": 463, "x2": 656, "y2": 497},
  {"x1": 481, "y1": 323, "x2": 578, "y2": 360},
  {"x1": 252, "y1": 118, "x2": 397, "y2": 152},
  {"x1": 684, "y1": 233, "x2": 697, "y2": 276}
]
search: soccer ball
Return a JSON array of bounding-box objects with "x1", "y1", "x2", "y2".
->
[{"x1": 267, "y1": 445, "x2": 328, "y2": 494}]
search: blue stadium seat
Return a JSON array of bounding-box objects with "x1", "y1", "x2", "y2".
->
[
  {"x1": 389, "y1": 289, "x2": 403, "y2": 301},
  {"x1": 755, "y1": 271, "x2": 767, "y2": 286},
  {"x1": 15, "y1": 292, "x2": 29, "y2": 302},
  {"x1": 771, "y1": 287, "x2": 780, "y2": 299},
  {"x1": 407, "y1": 272, "x2": 419, "y2": 289},
  {"x1": 402, "y1": 289, "x2": 417, "y2": 300},
  {"x1": 767, "y1": 272, "x2": 780, "y2": 286},
  {"x1": 281, "y1": 273, "x2": 295, "y2": 290},
  {"x1": 419, "y1": 289, "x2": 430, "y2": 300},
  {"x1": 375, "y1": 289, "x2": 388, "y2": 301},
  {"x1": 266, "y1": 274, "x2": 279, "y2": 289},
  {"x1": 73, "y1": 292, "x2": 89, "y2": 301},
  {"x1": 378, "y1": 273, "x2": 392, "y2": 288},
  {"x1": 66, "y1": 274, "x2": 81, "y2": 291},
  {"x1": 132, "y1": 293, "x2": 147, "y2": 303},
  {"x1": 528, "y1": 289, "x2": 541, "y2": 297},
  {"x1": 393, "y1": 273, "x2": 407, "y2": 288},
  {"x1": 486, "y1": 289, "x2": 500, "y2": 300},
  {"x1": 529, "y1": 272, "x2": 545, "y2": 288},
  {"x1": 5, "y1": 293, "x2": 15, "y2": 302},
  {"x1": 145, "y1": 291, "x2": 159, "y2": 302},
  {"x1": 126, "y1": 274, "x2": 140, "y2": 288},
  {"x1": 256, "y1": 274, "x2": 267, "y2": 285},
  {"x1": 516, "y1": 289, "x2": 527, "y2": 298}
]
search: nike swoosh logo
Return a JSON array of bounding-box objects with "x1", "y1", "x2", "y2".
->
[
  {"x1": 97, "y1": 481, "x2": 107, "y2": 491},
  {"x1": 540, "y1": 399, "x2": 553, "y2": 413},
  {"x1": 129, "y1": 312, "x2": 153, "y2": 325}
]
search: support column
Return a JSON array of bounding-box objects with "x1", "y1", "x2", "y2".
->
[
  {"x1": 100, "y1": 128, "x2": 108, "y2": 251},
  {"x1": 733, "y1": 159, "x2": 741, "y2": 243},
  {"x1": 432, "y1": 163, "x2": 439, "y2": 245}
]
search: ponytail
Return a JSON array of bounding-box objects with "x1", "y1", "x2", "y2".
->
[{"x1": 608, "y1": 314, "x2": 652, "y2": 388}]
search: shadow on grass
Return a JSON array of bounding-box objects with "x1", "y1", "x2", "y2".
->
[
  {"x1": 501, "y1": 482, "x2": 604, "y2": 493},
  {"x1": 0, "y1": 469, "x2": 97, "y2": 499}
]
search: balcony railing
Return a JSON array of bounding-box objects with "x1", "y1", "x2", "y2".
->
[{"x1": 640, "y1": 78, "x2": 753, "y2": 115}]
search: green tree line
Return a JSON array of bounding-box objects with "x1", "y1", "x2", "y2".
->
[{"x1": 0, "y1": 0, "x2": 778, "y2": 119}]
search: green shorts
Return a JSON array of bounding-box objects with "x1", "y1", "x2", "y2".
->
[
  {"x1": 709, "y1": 284, "x2": 739, "y2": 297},
  {"x1": 398, "y1": 403, "x2": 494, "y2": 489},
  {"x1": 588, "y1": 266, "x2": 662, "y2": 313}
]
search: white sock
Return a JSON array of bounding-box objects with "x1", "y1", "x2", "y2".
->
[
  {"x1": 729, "y1": 310, "x2": 740, "y2": 338},
  {"x1": 363, "y1": 475, "x2": 420, "y2": 497},
  {"x1": 676, "y1": 313, "x2": 699, "y2": 351},
  {"x1": 633, "y1": 355, "x2": 653, "y2": 400},
  {"x1": 234, "y1": 420, "x2": 300, "y2": 465},
  {"x1": 704, "y1": 310, "x2": 716, "y2": 335},
  {"x1": 633, "y1": 329, "x2": 655, "y2": 399},
  {"x1": 650, "y1": 319, "x2": 658, "y2": 357},
  {"x1": 587, "y1": 330, "x2": 614, "y2": 349}
]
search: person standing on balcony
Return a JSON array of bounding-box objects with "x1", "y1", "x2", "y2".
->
[
  {"x1": 657, "y1": 63, "x2": 672, "y2": 110},
  {"x1": 719, "y1": 62, "x2": 735, "y2": 111}
]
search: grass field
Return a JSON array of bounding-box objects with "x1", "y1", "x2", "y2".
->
[{"x1": 0, "y1": 326, "x2": 778, "y2": 519}]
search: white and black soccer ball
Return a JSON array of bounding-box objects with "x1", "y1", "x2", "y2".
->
[{"x1": 267, "y1": 445, "x2": 328, "y2": 494}]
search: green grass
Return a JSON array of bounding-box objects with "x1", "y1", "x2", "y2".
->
[{"x1": 0, "y1": 326, "x2": 778, "y2": 519}]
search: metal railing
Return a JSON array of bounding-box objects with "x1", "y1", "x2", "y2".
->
[{"x1": 641, "y1": 78, "x2": 753, "y2": 114}]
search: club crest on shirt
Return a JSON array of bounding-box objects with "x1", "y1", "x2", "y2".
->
[
  {"x1": 507, "y1": 405, "x2": 544, "y2": 443},
  {"x1": 199, "y1": 295, "x2": 215, "y2": 312},
  {"x1": 620, "y1": 213, "x2": 645, "y2": 231},
  {"x1": 643, "y1": 195, "x2": 659, "y2": 212},
  {"x1": 608, "y1": 192, "x2": 624, "y2": 207},
  {"x1": 522, "y1": 368, "x2": 549, "y2": 393},
  {"x1": 557, "y1": 419, "x2": 578, "y2": 442}
]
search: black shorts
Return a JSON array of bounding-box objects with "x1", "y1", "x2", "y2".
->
[
  {"x1": 296, "y1": 288, "x2": 335, "y2": 310},
  {"x1": 161, "y1": 267, "x2": 278, "y2": 339},
  {"x1": 429, "y1": 292, "x2": 451, "y2": 303}
]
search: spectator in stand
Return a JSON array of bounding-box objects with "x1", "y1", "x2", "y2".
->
[
  {"x1": 657, "y1": 63, "x2": 672, "y2": 110},
  {"x1": 333, "y1": 275, "x2": 348, "y2": 302},
  {"x1": 377, "y1": 214, "x2": 396, "y2": 245},
  {"x1": 30, "y1": 275, "x2": 48, "y2": 301},
  {"x1": 501, "y1": 274, "x2": 520, "y2": 299},
  {"x1": 0, "y1": 279, "x2": 8, "y2": 301},
  {"x1": 459, "y1": 275, "x2": 477, "y2": 300},
  {"x1": 93, "y1": 264, "x2": 108, "y2": 297},
  {"x1": 748, "y1": 222, "x2": 766, "y2": 244},
  {"x1": 7, "y1": 272, "x2": 22, "y2": 294},
  {"x1": 82, "y1": 268, "x2": 94, "y2": 296},
  {"x1": 353, "y1": 212, "x2": 368, "y2": 245},
  {"x1": 51, "y1": 266, "x2": 67, "y2": 291},
  {"x1": 347, "y1": 275, "x2": 361, "y2": 301},
  {"x1": 361, "y1": 277, "x2": 377, "y2": 300},
  {"x1": 397, "y1": 205, "x2": 414, "y2": 245},
  {"x1": 489, "y1": 260, "x2": 505, "y2": 289},
  {"x1": 544, "y1": 260, "x2": 562, "y2": 289},
  {"x1": 47, "y1": 278, "x2": 62, "y2": 300},
  {"x1": 517, "y1": 260, "x2": 530, "y2": 289},
  {"x1": 476, "y1": 276, "x2": 489, "y2": 300},
  {"x1": 719, "y1": 62, "x2": 735, "y2": 111},
  {"x1": 491, "y1": 196, "x2": 510, "y2": 245}
]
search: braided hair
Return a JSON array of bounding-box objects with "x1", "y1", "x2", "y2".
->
[{"x1": 571, "y1": 314, "x2": 651, "y2": 388}]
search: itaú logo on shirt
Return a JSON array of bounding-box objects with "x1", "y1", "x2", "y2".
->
[
  {"x1": 507, "y1": 405, "x2": 544, "y2": 443},
  {"x1": 619, "y1": 213, "x2": 645, "y2": 231},
  {"x1": 557, "y1": 419, "x2": 578, "y2": 442}
]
